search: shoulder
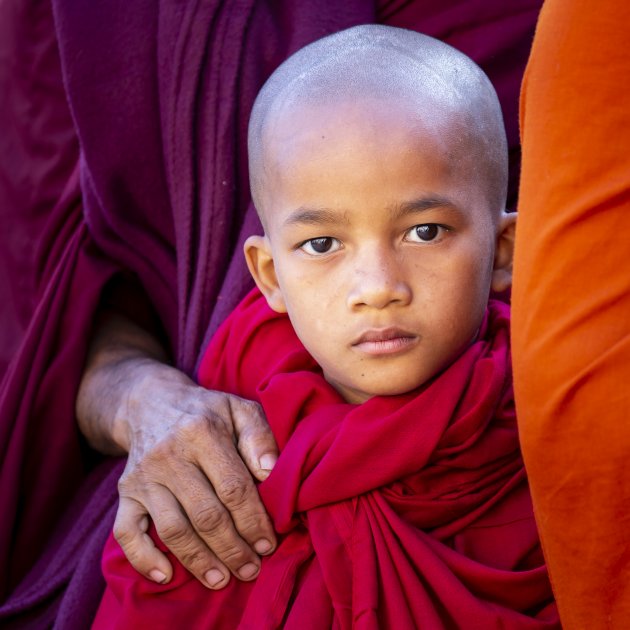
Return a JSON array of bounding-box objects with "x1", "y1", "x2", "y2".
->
[{"x1": 198, "y1": 288, "x2": 315, "y2": 400}]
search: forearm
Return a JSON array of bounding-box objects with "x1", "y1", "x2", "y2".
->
[
  {"x1": 76, "y1": 291, "x2": 278, "y2": 588},
  {"x1": 76, "y1": 309, "x2": 169, "y2": 455}
]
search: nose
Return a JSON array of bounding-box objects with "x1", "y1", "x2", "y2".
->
[{"x1": 347, "y1": 245, "x2": 412, "y2": 310}]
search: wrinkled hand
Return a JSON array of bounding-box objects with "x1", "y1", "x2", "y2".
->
[{"x1": 110, "y1": 360, "x2": 278, "y2": 589}]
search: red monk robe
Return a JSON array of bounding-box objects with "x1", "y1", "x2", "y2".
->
[{"x1": 94, "y1": 289, "x2": 558, "y2": 629}]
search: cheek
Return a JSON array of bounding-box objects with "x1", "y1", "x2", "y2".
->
[
  {"x1": 278, "y1": 257, "x2": 345, "y2": 305},
  {"x1": 421, "y1": 246, "x2": 492, "y2": 327},
  {"x1": 457, "y1": 231, "x2": 495, "y2": 286},
  {"x1": 454, "y1": 254, "x2": 494, "y2": 332},
  {"x1": 276, "y1": 268, "x2": 342, "y2": 338}
]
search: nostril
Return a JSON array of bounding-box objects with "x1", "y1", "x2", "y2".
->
[
  {"x1": 347, "y1": 253, "x2": 411, "y2": 309},
  {"x1": 348, "y1": 283, "x2": 411, "y2": 310}
]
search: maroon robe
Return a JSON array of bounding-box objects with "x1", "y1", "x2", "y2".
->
[{"x1": 0, "y1": 1, "x2": 542, "y2": 627}]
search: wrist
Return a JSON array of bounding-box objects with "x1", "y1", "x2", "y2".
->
[
  {"x1": 77, "y1": 309, "x2": 170, "y2": 455},
  {"x1": 107, "y1": 354, "x2": 171, "y2": 454}
]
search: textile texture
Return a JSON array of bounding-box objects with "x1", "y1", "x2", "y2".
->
[
  {"x1": 96, "y1": 290, "x2": 557, "y2": 629},
  {"x1": 0, "y1": 0, "x2": 542, "y2": 627}
]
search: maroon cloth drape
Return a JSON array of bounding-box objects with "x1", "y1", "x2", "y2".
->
[
  {"x1": 96, "y1": 290, "x2": 557, "y2": 628},
  {"x1": 0, "y1": 1, "x2": 542, "y2": 627},
  {"x1": 0, "y1": 0, "x2": 80, "y2": 375}
]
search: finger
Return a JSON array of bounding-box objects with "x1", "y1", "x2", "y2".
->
[
  {"x1": 228, "y1": 394, "x2": 278, "y2": 482},
  {"x1": 171, "y1": 460, "x2": 270, "y2": 581},
  {"x1": 199, "y1": 416, "x2": 276, "y2": 555},
  {"x1": 113, "y1": 496, "x2": 173, "y2": 584},
  {"x1": 137, "y1": 484, "x2": 232, "y2": 590}
]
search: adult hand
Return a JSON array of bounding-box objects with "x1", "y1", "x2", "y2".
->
[{"x1": 76, "y1": 311, "x2": 278, "y2": 589}]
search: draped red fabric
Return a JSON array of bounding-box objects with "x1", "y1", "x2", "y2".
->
[
  {"x1": 95, "y1": 289, "x2": 557, "y2": 629},
  {"x1": 0, "y1": 1, "x2": 542, "y2": 627}
]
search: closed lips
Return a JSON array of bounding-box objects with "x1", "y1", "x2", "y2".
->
[
  {"x1": 352, "y1": 328, "x2": 418, "y2": 355},
  {"x1": 353, "y1": 327, "x2": 416, "y2": 344}
]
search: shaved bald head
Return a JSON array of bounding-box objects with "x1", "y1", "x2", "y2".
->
[{"x1": 249, "y1": 24, "x2": 508, "y2": 222}]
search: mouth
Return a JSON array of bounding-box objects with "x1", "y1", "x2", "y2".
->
[{"x1": 352, "y1": 327, "x2": 419, "y2": 356}]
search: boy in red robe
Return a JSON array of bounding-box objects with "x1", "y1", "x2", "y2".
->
[{"x1": 94, "y1": 25, "x2": 558, "y2": 629}]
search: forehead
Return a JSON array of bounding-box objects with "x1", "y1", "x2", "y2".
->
[
  {"x1": 264, "y1": 91, "x2": 460, "y2": 151},
  {"x1": 259, "y1": 96, "x2": 480, "y2": 215}
]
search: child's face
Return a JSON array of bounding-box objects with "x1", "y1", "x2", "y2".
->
[{"x1": 246, "y1": 97, "x2": 514, "y2": 403}]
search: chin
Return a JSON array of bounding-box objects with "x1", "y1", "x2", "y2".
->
[
  {"x1": 327, "y1": 371, "x2": 431, "y2": 404},
  {"x1": 356, "y1": 379, "x2": 428, "y2": 402}
]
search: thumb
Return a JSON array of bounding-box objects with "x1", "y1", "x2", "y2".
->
[
  {"x1": 113, "y1": 497, "x2": 173, "y2": 583},
  {"x1": 229, "y1": 394, "x2": 278, "y2": 481}
]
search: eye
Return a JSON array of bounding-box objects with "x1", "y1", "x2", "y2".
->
[
  {"x1": 299, "y1": 237, "x2": 342, "y2": 255},
  {"x1": 405, "y1": 223, "x2": 444, "y2": 243}
]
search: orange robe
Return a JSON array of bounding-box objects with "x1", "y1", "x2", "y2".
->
[{"x1": 512, "y1": 0, "x2": 630, "y2": 627}]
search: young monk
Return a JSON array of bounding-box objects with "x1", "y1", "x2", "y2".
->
[{"x1": 93, "y1": 25, "x2": 558, "y2": 628}]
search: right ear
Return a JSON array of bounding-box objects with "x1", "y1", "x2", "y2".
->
[{"x1": 243, "y1": 235, "x2": 287, "y2": 313}]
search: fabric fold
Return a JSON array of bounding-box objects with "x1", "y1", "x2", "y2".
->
[
  {"x1": 0, "y1": 1, "x2": 543, "y2": 626},
  {"x1": 95, "y1": 289, "x2": 557, "y2": 628}
]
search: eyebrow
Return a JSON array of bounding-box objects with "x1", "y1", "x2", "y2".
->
[
  {"x1": 283, "y1": 207, "x2": 350, "y2": 227},
  {"x1": 283, "y1": 196, "x2": 460, "y2": 228},
  {"x1": 389, "y1": 196, "x2": 460, "y2": 220}
]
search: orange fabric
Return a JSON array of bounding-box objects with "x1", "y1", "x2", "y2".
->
[{"x1": 512, "y1": 0, "x2": 630, "y2": 627}]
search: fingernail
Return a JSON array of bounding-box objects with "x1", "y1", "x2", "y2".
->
[
  {"x1": 254, "y1": 539, "x2": 272, "y2": 554},
  {"x1": 149, "y1": 569, "x2": 168, "y2": 584},
  {"x1": 259, "y1": 453, "x2": 277, "y2": 471},
  {"x1": 237, "y1": 562, "x2": 259, "y2": 579},
  {"x1": 205, "y1": 569, "x2": 226, "y2": 587}
]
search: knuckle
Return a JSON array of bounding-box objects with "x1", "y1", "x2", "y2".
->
[
  {"x1": 175, "y1": 408, "x2": 231, "y2": 446},
  {"x1": 155, "y1": 516, "x2": 189, "y2": 546},
  {"x1": 191, "y1": 505, "x2": 229, "y2": 535},
  {"x1": 176, "y1": 414, "x2": 207, "y2": 441},
  {"x1": 117, "y1": 469, "x2": 142, "y2": 493},
  {"x1": 237, "y1": 510, "x2": 272, "y2": 537},
  {"x1": 217, "y1": 546, "x2": 251, "y2": 569},
  {"x1": 216, "y1": 476, "x2": 251, "y2": 508},
  {"x1": 117, "y1": 545, "x2": 143, "y2": 568},
  {"x1": 118, "y1": 461, "x2": 162, "y2": 494},
  {"x1": 178, "y1": 547, "x2": 211, "y2": 572},
  {"x1": 113, "y1": 522, "x2": 135, "y2": 549},
  {"x1": 248, "y1": 401, "x2": 266, "y2": 422},
  {"x1": 204, "y1": 414, "x2": 232, "y2": 441},
  {"x1": 239, "y1": 417, "x2": 265, "y2": 439},
  {"x1": 235, "y1": 396, "x2": 259, "y2": 414}
]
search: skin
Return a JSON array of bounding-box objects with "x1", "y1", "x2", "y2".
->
[
  {"x1": 77, "y1": 28, "x2": 513, "y2": 590},
  {"x1": 76, "y1": 311, "x2": 278, "y2": 589},
  {"x1": 245, "y1": 97, "x2": 515, "y2": 402}
]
